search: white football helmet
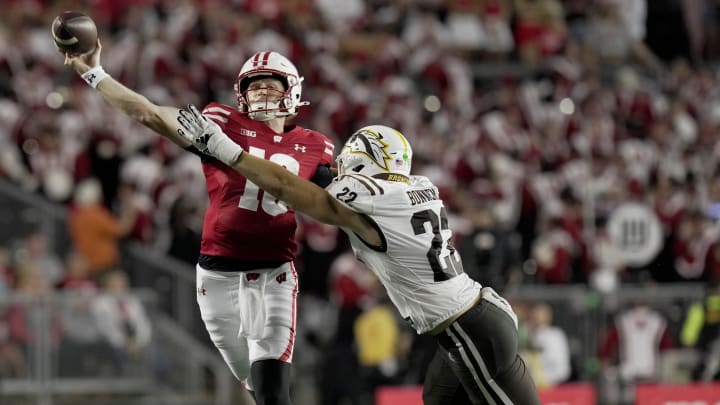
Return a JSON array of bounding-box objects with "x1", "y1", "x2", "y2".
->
[
  {"x1": 234, "y1": 51, "x2": 309, "y2": 121},
  {"x1": 336, "y1": 125, "x2": 413, "y2": 177}
]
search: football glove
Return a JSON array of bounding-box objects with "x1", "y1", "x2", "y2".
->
[{"x1": 177, "y1": 104, "x2": 244, "y2": 166}]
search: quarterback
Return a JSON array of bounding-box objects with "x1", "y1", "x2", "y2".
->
[
  {"x1": 178, "y1": 108, "x2": 541, "y2": 404},
  {"x1": 63, "y1": 41, "x2": 334, "y2": 405}
]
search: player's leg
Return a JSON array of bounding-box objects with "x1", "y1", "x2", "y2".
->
[
  {"x1": 493, "y1": 353, "x2": 539, "y2": 404},
  {"x1": 245, "y1": 262, "x2": 298, "y2": 405},
  {"x1": 251, "y1": 359, "x2": 293, "y2": 405},
  {"x1": 436, "y1": 289, "x2": 541, "y2": 405},
  {"x1": 422, "y1": 346, "x2": 473, "y2": 405},
  {"x1": 196, "y1": 265, "x2": 251, "y2": 382}
]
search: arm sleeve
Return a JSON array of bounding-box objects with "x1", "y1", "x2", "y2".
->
[{"x1": 311, "y1": 164, "x2": 334, "y2": 188}]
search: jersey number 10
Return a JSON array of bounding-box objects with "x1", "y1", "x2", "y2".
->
[{"x1": 238, "y1": 146, "x2": 300, "y2": 216}]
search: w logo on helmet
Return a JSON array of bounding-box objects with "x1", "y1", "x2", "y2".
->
[{"x1": 346, "y1": 129, "x2": 391, "y2": 171}]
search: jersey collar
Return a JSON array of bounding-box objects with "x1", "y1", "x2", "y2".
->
[{"x1": 372, "y1": 173, "x2": 410, "y2": 184}]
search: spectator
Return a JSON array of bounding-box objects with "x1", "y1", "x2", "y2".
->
[
  {"x1": 0, "y1": 313, "x2": 26, "y2": 378},
  {"x1": 673, "y1": 209, "x2": 720, "y2": 281},
  {"x1": 6, "y1": 265, "x2": 63, "y2": 361},
  {"x1": 525, "y1": 303, "x2": 571, "y2": 387},
  {"x1": 680, "y1": 0, "x2": 709, "y2": 64},
  {"x1": 68, "y1": 177, "x2": 137, "y2": 277},
  {"x1": 56, "y1": 251, "x2": 108, "y2": 377},
  {"x1": 296, "y1": 215, "x2": 346, "y2": 299},
  {"x1": 460, "y1": 206, "x2": 517, "y2": 290},
  {"x1": 444, "y1": 0, "x2": 487, "y2": 54},
  {"x1": 16, "y1": 231, "x2": 64, "y2": 286},
  {"x1": 681, "y1": 280, "x2": 720, "y2": 381},
  {"x1": 480, "y1": 0, "x2": 515, "y2": 57},
  {"x1": 0, "y1": 244, "x2": 24, "y2": 379},
  {"x1": 583, "y1": 1, "x2": 661, "y2": 72},
  {"x1": 513, "y1": 0, "x2": 567, "y2": 67},
  {"x1": 92, "y1": 269, "x2": 152, "y2": 375},
  {"x1": 165, "y1": 193, "x2": 202, "y2": 266},
  {"x1": 354, "y1": 292, "x2": 407, "y2": 404},
  {"x1": 319, "y1": 251, "x2": 376, "y2": 405},
  {"x1": 0, "y1": 245, "x2": 14, "y2": 296},
  {"x1": 13, "y1": 108, "x2": 78, "y2": 202},
  {"x1": 531, "y1": 214, "x2": 576, "y2": 284},
  {"x1": 599, "y1": 301, "x2": 674, "y2": 404}
]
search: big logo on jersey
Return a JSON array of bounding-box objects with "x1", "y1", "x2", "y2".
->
[{"x1": 345, "y1": 129, "x2": 392, "y2": 171}]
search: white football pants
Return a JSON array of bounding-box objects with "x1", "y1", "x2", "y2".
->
[{"x1": 196, "y1": 262, "x2": 298, "y2": 389}]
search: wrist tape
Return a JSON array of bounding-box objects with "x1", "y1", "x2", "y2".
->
[
  {"x1": 211, "y1": 134, "x2": 244, "y2": 166},
  {"x1": 81, "y1": 66, "x2": 110, "y2": 89}
]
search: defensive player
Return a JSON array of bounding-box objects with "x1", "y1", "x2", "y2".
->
[
  {"x1": 177, "y1": 108, "x2": 541, "y2": 404},
  {"x1": 63, "y1": 42, "x2": 334, "y2": 405}
]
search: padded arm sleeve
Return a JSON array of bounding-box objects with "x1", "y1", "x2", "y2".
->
[{"x1": 311, "y1": 164, "x2": 334, "y2": 188}]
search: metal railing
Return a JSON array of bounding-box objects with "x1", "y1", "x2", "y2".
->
[
  {"x1": 0, "y1": 291, "x2": 233, "y2": 405},
  {"x1": 0, "y1": 178, "x2": 233, "y2": 404},
  {"x1": 504, "y1": 283, "x2": 705, "y2": 381}
]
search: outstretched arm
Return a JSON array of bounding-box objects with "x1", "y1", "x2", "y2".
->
[
  {"x1": 64, "y1": 40, "x2": 190, "y2": 148},
  {"x1": 177, "y1": 106, "x2": 380, "y2": 245},
  {"x1": 233, "y1": 152, "x2": 364, "y2": 228}
]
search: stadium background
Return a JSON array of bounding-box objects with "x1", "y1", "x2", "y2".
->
[{"x1": 1, "y1": 0, "x2": 720, "y2": 404}]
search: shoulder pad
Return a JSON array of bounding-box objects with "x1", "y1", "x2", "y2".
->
[
  {"x1": 202, "y1": 103, "x2": 234, "y2": 127},
  {"x1": 409, "y1": 175, "x2": 435, "y2": 188},
  {"x1": 304, "y1": 129, "x2": 335, "y2": 164},
  {"x1": 326, "y1": 174, "x2": 385, "y2": 214}
]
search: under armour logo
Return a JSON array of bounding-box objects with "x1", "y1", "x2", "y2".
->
[
  {"x1": 197, "y1": 287, "x2": 206, "y2": 296},
  {"x1": 276, "y1": 272, "x2": 287, "y2": 284},
  {"x1": 246, "y1": 273, "x2": 260, "y2": 282},
  {"x1": 294, "y1": 144, "x2": 306, "y2": 152},
  {"x1": 88, "y1": 73, "x2": 96, "y2": 83}
]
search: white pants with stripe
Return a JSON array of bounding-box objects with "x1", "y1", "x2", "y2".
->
[{"x1": 196, "y1": 262, "x2": 298, "y2": 390}]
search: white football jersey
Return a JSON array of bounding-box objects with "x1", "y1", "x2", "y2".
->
[{"x1": 326, "y1": 173, "x2": 482, "y2": 334}]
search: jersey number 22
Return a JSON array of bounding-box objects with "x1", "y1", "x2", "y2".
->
[{"x1": 411, "y1": 207, "x2": 464, "y2": 282}]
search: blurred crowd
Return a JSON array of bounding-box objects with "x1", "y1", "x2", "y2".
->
[
  {"x1": 2, "y1": 0, "x2": 720, "y2": 403},
  {"x1": 0, "y1": 232, "x2": 153, "y2": 380}
]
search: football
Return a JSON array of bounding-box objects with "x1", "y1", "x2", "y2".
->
[{"x1": 51, "y1": 11, "x2": 97, "y2": 55}]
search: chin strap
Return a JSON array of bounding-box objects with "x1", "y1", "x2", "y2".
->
[
  {"x1": 247, "y1": 110, "x2": 275, "y2": 121},
  {"x1": 248, "y1": 109, "x2": 298, "y2": 121},
  {"x1": 243, "y1": 98, "x2": 310, "y2": 121}
]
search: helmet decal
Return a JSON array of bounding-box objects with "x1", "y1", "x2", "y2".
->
[
  {"x1": 337, "y1": 125, "x2": 413, "y2": 177},
  {"x1": 346, "y1": 129, "x2": 392, "y2": 171}
]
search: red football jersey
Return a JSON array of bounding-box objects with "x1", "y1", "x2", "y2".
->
[{"x1": 199, "y1": 102, "x2": 335, "y2": 261}]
